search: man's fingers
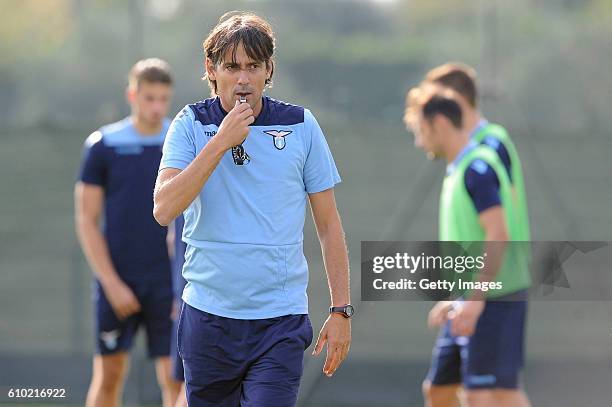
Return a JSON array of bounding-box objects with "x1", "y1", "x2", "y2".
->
[
  {"x1": 450, "y1": 318, "x2": 460, "y2": 336},
  {"x1": 461, "y1": 322, "x2": 475, "y2": 337},
  {"x1": 454, "y1": 326, "x2": 468, "y2": 336},
  {"x1": 120, "y1": 307, "x2": 132, "y2": 320},
  {"x1": 119, "y1": 298, "x2": 140, "y2": 319},
  {"x1": 130, "y1": 305, "x2": 140, "y2": 316},
  {"x1": 236, "y1": 105, "x2": 252, "y2": 115},
  {"x1": 451, "y1": 317, "x2": 471, "y2": 337},
  {"x1": 326, "y1": 341, "x2": 349, "y2": 376},
  {"x1": 340, "y1": 341, "x2": 350, "y2": 364},
  {"x1": 430, "y1": 314, "x2": 445, "y2": 328},
  {"x1": 237, "y1": 109, "x2": 254, "y2": 123},
  {"x1": 130, "y1": 301, "x2": 142, "y2": 315},
  {"x1": 115, "y1": 306, "x2": 128, "y2": 320},
  {"x1": 243, "y1": 115, "x2": 255, "y2": 126},
  {"x1": 429, "y1": 312, "x2": 440, "y2": 328},
  {"x1": 323, "y1": 346, "x2": 338, "y2": 376},
  {"x1": 429, "y1": 303, "x2": 453, "y2": 328},
  {"x1": 335, "y1": 347, "x2": 348, "y2": 373},
  {"x1": 233, "y1": 99, "x2": 245, "y2": 110},
  {"x1": 341, "y1": 343, "x2": 350, "y2": 362},
  {"x1": 233, "y1": 101, "x2": 251, "y2": 114},
  {"x1": 314, "y1": 319, "x2": 351, "y2": 377},
  {"x1": 324, "y1": 344, "x2": 342, "y2": 377},
  {"x1": 312, "y1": 329, "x2": 327, "y2": 356}
]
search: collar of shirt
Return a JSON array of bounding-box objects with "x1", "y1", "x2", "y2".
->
[
  {"x1": 469, "y1": 118, "x2": 489, "y2": 140},
  {"x1": 446, "y1": 140, "x2": 479, "y2": 176}
]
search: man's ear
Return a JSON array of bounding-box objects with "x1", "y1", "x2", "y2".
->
[
  {"x1": 126, "y1": 86, "x2": 136, "y2": 104},
  {"x1": 266, "y1": 59, "x2": 274, "y2": 82},
  {"x1": 432, "y1": 114, "x2": 450, "y2": 133},
  {"x1": 205, "y1": 58, "x2": 216, "y2": 81}
]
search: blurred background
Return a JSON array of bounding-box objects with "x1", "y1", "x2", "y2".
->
[{"x1": 1, "y1": 0, "x2": 612, "y2": 406}]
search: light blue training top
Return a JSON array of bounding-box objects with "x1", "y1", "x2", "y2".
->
[{"x1": 159, "y1": 96, "x2": 341, "y2": 319}]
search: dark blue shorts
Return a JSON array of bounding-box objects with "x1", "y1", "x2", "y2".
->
[
  {"x1": 170, "y1": 299, "x2": 184, "y2": 382},
  {"x1": 94, "y1": 277, "x2": 173, "y2": 358},
  {"x1": 178, "y1": 303, "x2": 313, "y2": 407},
  {"x1": 426, "y1": 295, "x2": 528, "y2": 389}
]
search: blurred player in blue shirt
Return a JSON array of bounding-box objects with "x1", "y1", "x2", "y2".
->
[
  {"x1": 154, "y1": 12, "x2": 352, "y2": 407},
  {"x1": 75, "y1": 59, "x2": 181, "y2": 407}
]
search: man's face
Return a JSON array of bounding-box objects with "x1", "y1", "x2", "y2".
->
[
  {"x1": 206, "y1": 42, "x2": 272, "y2": 113},
  {"x1": 406, "y1": 118, "x2": 424, "y2": 149},
  {"x1": 129, "y1": 81, "x2": 172, "y2": 126},
  {"x1": 415, "y1": 114, "x2": 444, "y2": 160}
]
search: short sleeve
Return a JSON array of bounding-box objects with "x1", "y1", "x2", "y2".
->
[
  {"x1": 303, "y1": 109, "x2": 341, "y2": 193},
  {"x1": 482, "y1": 136, "x2": 512, "y2": 182},
  {"x1": 78, "y1": 131, "x2": 107, "y2": 186},
  {"x1": 464, "y1": 159, "x2": 501, "y2": 213},
  {"x1": 160, "y1": 107, "x2": 197, "y2": 171}
]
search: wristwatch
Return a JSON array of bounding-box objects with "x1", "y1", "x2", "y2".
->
[{"x1": 329, "y1": 304, "x2": 354, "y2": 318}]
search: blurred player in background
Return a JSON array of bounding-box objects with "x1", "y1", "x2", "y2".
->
[
  {"x1": 423, "y1": 63, "x2": 530, "y2": 241},
  {"x1": 404, "y1": 87, "x2": 531, "y2": 407},
  {"x1": 75, "y1": 58, "x2": 180, "y2": 407},
  {"x1": 167, "y1": 215, "x2": 187, "y2": 407},
  {"x1": 153, "y1": 12, "x2": 352, "y2": 406}
]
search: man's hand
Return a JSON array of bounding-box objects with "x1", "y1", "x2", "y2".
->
[
  {"x1": 102, "y1": 279, "x2": 141, "y2": 320},
  {"x1": 448, "y1": 300, "x2": 485, "y2": 337},
  {"x1": 312, "y1": 314, "x2": 351, "y2": 377},
  {"x1": 427, "y1": 301, "x2": 454, "y2": 329},
  {"x1": 171, "y1": 299, "x2": 181, "y2": 321},
  {"x1": 216, "y1": 100, "x2": 254, "y2": 150}
]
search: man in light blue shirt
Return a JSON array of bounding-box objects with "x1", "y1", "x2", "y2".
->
[{"x1": 153, "y1": 12, "x2": 352, "y2": 407}]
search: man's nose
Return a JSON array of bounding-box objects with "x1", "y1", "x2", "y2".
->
[
  {"x1": 237, "y1": 68, "x2": 249, "y2": 85},
  {"x1": 153, "y1": 100, "x2": 166, "y2": 114}
]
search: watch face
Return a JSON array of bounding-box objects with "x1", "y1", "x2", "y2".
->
[{"x1": 345, "y1": 305, "x2": 354, "y2": 317}]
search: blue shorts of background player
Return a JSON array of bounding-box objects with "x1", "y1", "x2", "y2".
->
[
  {"x1": 426, "y1": 291, "x2": 528, "y2": 390},
  {"x1": 95, "y1": 276, "x2": 173, "y2": 357}
]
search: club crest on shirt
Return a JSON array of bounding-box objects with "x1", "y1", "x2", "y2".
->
[{"x1": 263, "y1": 130, "x2": 292, "y2": 150}]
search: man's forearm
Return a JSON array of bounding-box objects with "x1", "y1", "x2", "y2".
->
[
  {"x1": 154, "y1": 137, "x2": 227, "y2": 226},
  {"x1": 469, "y1": 238, "x2": 507, "y2": 300},
  {"x1": 76, "y1": 219, "x2": 121, "y2": 288},
  {"x1": 319, "y1": 220, "x2": 350, "y2": 306}
]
